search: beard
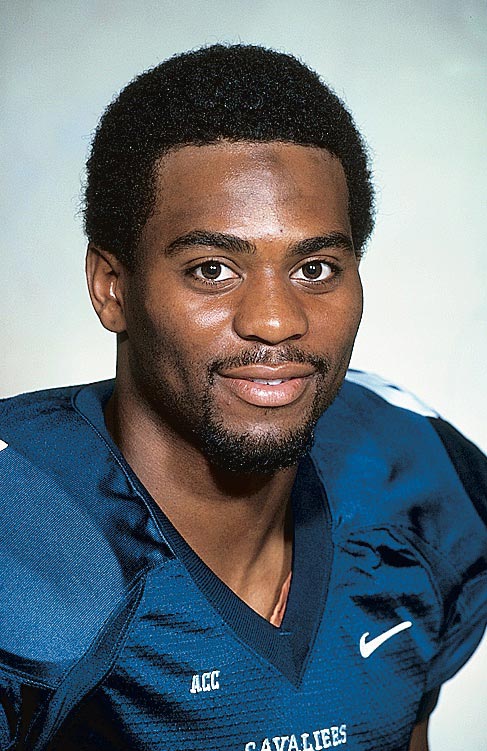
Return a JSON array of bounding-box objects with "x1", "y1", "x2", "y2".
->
[
  {"x1": 128, "y1": 309, "x2": 341, "y2": 475},
  {"x1": 199, "y1": 415, "x2": 318, "y2": 474},
  {"x1": 173, "y1": 345, "x2": 335, "y2": 474}
]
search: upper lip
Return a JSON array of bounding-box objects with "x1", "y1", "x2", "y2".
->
[{"x1": 218, "y1": 364, "x2": 316, "y2": 380}]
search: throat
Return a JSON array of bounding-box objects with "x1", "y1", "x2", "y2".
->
[
  {"x1": 221, "y1": 526, "x2": 293, "y2": 622},
  {"x1": 104, "y1": 382, "x2": 296, "y2": 621},
  {"x1": 184, "y1": 499, "x2": 294, "y2": 622}
]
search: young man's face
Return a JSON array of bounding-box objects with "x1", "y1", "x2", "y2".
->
[{"x1": 121, "y1": 142, "x2": 363, "y2": 472}]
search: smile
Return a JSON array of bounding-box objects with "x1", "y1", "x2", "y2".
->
[
  {"x1": 250, "y1": 378, "x2": 286, "y2": 385},
  {"x1": 217, "y1": 365, "x2": 316, "y2": 408}
]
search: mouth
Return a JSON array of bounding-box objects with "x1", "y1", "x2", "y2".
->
[{"x1": 216, "y1": 364, "x2": 316, "y2": 408}]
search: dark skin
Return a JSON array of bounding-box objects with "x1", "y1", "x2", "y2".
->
[{"x1": 86, "y1": 141, "x2": 430, "y2": 749}]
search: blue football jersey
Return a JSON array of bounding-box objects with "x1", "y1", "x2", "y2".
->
[{"x1": 0, "y1": 372, "x2": 486, "y2": 751}]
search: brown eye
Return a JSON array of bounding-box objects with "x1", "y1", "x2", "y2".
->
[
  {"x1": 301, "y1": 262, "x2": 323, "y2": 279},
  {"x1": 200, "y1": 261, "x2": 222, "y2": 279},
  {"x1": 192, "y1": 260, "x2": 238, "y2": 283},
  {"x1": 291, "y1": 261, "x2": 334, "y2": 282}
]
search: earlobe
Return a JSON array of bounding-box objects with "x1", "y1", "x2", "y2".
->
[{"x1": 85, "y1": 244, "x2": 127, "y2": 334}]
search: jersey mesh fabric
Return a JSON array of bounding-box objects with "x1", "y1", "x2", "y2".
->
[{"x1": 0, "y1": 372, "x2": 485, "y2": 751}]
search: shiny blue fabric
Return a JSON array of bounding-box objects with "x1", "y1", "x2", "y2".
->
[{"x1": 0, "y1": 374, "x2": 485, "y2": 750}]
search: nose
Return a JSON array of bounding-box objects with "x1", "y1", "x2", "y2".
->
[{"x1": 233, "y1": 273, "x2": 308, "y2": 344}]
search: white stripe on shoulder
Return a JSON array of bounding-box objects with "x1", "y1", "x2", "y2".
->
[
  {"x1": 345, "y1": 370, "x2": 439, "y2": 418},
  {"x1": 0, "y1": 439, "x2": 8, "y2": 452}
]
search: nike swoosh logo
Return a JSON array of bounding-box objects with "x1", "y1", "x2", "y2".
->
[
  {"x1": 0, "y1": 440, "x2": 8, "y2": 452},
  {"x1": 360, "y1": 620, "x2": 412, "y2": 658}
]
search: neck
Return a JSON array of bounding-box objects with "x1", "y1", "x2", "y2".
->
[{"x1": 104, "y1": 380, "x2": 296, "y2": 619}]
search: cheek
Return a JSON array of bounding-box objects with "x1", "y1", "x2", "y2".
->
[
  {"x1": 139, "y1": 293, "x2": 235, "y2": 370},
  {"x1": 311, "y1": 283, "x2": 363, "y2": 349},
  {"x1": 186, "y1": 304, "x2": 234, "y2": 337},
  {"x1": 346, "y1": 286, "x2": 364, "y2": 336},
  {"x1": 339, "y1": 275, "x2": 364, "y2": 334},
  {"x1": 162, "y1": 291, "x2": 236, "y2": 343}
]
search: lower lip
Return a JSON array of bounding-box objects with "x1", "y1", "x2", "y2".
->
[{"x1": 218, "y1": 375, "x2": 313, "y2": 407}]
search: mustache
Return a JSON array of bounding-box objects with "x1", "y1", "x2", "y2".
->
[{"x1": 209, "y1": 346, "x2": 331, "y2": 377}]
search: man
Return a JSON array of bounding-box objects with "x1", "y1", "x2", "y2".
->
[{"x1": 0, "y1": 44, "x2": 485, "y2": 751}]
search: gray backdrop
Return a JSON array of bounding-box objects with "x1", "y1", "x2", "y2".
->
[{"x1": 1, "y1": 1, "x2": 486, "y2": 747}]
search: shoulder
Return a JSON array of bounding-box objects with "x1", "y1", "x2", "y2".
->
[
  {"x1": 0, "y1": 381, "x2": 80, "y2": 422},
  {"x1": 342, "y1": 369, "x2": 439, "y2": 418},
  {"x1": 0, "y1": 382, "x2": 95, "y2": 520},
  {"x1": 0, "y1": 380, "x2": 120, "y2": 496},
  {"x1": 312, "y1": 368, "x2": 487, "y2": 575},
  {"x1": 312, "y1": 370, "x2": 487, "y2": 687},
  {"x1": 0, "y1": 382, "x2": 92, "y2": 458},
  {"x1": 345, "y1": 370, "x2": 486, "y2": 524},
  {"x1": 0, "y1": 382, "x2": 154, "y2": 682},
  {"x1": 313, "y1": 369, "x2": 486, "y2": 517}
]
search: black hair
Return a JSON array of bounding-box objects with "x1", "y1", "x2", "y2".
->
[{"x1": 84, "y1": 44, "x2": 374, "y2": 268}]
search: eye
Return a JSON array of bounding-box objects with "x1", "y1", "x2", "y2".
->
[
  {"x1": 291, "y1": 260, "x2": 335, "y2": 282},
  {"x1": 192, "y1": 261, "x2": 238, "y2": 283}
]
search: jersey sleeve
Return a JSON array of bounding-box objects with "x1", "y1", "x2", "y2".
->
[
  {"x1": 424, "y1": 416, "x2": 487, "y2": 691},
  {"x1": 337, "y1": 373, "x2": 487, "y2": 694}
]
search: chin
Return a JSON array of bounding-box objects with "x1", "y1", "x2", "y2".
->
[{"x1": 199, "y1": 420, "x2": 317, "y2": 475}]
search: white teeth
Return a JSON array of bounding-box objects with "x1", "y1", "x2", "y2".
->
[{"x1": 251, "y1": 379, "x2": 285, "y2": 385}]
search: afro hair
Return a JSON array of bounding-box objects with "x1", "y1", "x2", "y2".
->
[{"x1": 84, "y1": 44, "x2": 374, "y2": 268}]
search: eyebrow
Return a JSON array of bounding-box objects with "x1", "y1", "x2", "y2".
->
[
  {"x1": 165, "y1": 231, "x2": 257, "y2": 256},
  {"x1": 286, "y1": 232, "x2": 355, "y2": 258},
  {"x1": 164, "y1": 230, "x2": 355, "y2": 258}
]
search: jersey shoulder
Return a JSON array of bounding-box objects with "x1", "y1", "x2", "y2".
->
[
  {"x1": 0, "y1": 381, "x2": 102, "y2": 466},
  {"x1": 312, "y1": 371, "x2": 487, "y2": 566},
  {"x1": 344, "y1": 369, "x2": 486, "y2": 526},
  {"x1": 311, "y1": 370, "x2": 487, "y2": 688},
  {"x1": 343, "y1": 369, "x2": 439, "y2": 417},
  {"x1": 0, "y1": 382, "x2": 167, "y2": 685},
  {"x1": 352, "y1": 369, "x2": 484, "y2": 517}
]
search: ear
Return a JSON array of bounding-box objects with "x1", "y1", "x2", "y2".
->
[{"x1": 85, "y1": 244, "x2": 127, "y2": 333}]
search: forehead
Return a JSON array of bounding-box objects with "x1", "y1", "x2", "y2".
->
[{"x1": 143, "y1": 142, "x2": 350, "y2": 248}]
